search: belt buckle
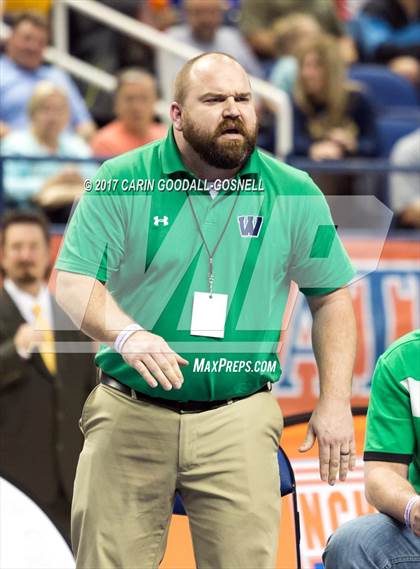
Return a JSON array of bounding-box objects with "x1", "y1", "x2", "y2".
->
[
  {"x1": 130, "y1": 388, "x2": 138, "y2": 400},
  {"x1": 179, "y1": 407, "x2": 197, "y2": 415}
]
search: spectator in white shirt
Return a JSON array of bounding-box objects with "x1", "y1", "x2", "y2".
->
[{"x1": 390, "y1": 128, "x2": 420, "y2": 229}]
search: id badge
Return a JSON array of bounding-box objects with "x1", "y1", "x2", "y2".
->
[{"x1": 191, "y1": 292, "x2": 228, "y2": 338}]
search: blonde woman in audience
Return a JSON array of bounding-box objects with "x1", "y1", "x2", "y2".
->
[
  {"x1": 269, "y1": 13, "x2": 322, "y2": 95},
  {"x1": 292, "y1": 36, "x2": 377, "y2": 162},
  {"x1": 1, "y1": 82, "x2": 96, "y2": 222},
  {"x1": 291, "y1": 35, "x2": 378, "y2": 193}
]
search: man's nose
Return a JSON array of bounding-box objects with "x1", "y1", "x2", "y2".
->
[
  {"x1": 222, "y1": 97, "x2": 240, "y2": 118},
  {"x1": 19, "y1": 247, "x2": 34, "y2": 261}
]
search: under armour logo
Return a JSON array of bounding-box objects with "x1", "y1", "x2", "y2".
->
[
  {"x1": 238, "y1": 215, "x2": 263, "y2": 237},
  {"x1": 153, "y1": 216, "x2": 169, "y2": 226}
]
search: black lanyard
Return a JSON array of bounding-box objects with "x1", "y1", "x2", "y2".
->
[{"x1": 187, "y1": 189, "x2": 240, "y2": 297}]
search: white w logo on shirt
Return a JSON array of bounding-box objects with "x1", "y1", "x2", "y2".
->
[{"x1": 400, "y1": 377, "x2": 420, "y2": 418}]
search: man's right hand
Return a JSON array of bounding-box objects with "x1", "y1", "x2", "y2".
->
[
  {"x1": 121, "y1": 330, "x2": 189, "y2": 391},
  {"x1": 13, "y1": 324, "x2": 44, "y2": 358}
]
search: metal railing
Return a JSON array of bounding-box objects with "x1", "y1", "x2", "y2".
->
[
  {"x1": 1, "y1": 0, "x2": 292, "y2": 156},
  {"x1": 1, "y1": 154, "x2": 419, "y2": 213}
]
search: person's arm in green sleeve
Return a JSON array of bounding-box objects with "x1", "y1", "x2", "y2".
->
[{"x1": 363, "y1": 358, "x2": 420, "y2": 536}]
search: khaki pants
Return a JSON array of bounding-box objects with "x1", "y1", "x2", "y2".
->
[{"x1": 72, "y1": 384, "x2": 284, "y2": 569}]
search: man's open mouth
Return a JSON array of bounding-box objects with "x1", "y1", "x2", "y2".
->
[{"x1": 220, "y1": 127, "x2": 244, "y2": 136}]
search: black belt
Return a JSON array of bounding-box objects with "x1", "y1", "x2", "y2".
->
[{"x1": 100, "y1": 372, "x2": 270, "y2": 414}]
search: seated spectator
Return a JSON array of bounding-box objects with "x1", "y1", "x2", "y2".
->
[
  {"x1": 353, "y1": 0, "x2": 420, "y2": 84},
  {"x1": 323, "y1": 330, "x2": 420, "y2": 568},
  {"x1": 292, "y1": 36, "x2": 377, "y2": 161},
  {"x1": 158, "y1": 0, "x2": 262, "y2": 102},
  {"x1": 269, "y1": 13, "x2": 322, "y2": 94},
  {"x1": 390, "y1": 128, "x2": 420, "y2": 229},
  {"x1": 0, "y1": 12, "x2": 96, "y2": 141},
  {"x1": 90, "y1": 69, "x2": 167, "y2": 158},
  {"x1": 239, "y1": 0, "x2": 346, "y2": 60},
  {"x1": 1, "y1": 82, "x2": 96, "y2": 222}
]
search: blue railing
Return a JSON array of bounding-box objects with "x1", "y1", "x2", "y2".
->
[
  {"x1": 0, "y1": 155, "x2": 106, "y2": 215},
  {"x1": 1, "y1": 154, "x2": 419, "y2": 217}
]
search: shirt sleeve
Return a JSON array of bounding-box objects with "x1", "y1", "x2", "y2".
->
[
  {"x1": 287, "y1": 176, "x2": 356, "y2": 295},
  {"x1": 364, "y1": 355, "x2": 415, "y2": 464},
  {"x1": 64, "y1": 134, "x2": 99, "y2": 181},
  {"x1": 55, "y1": 163, "x2": 126, "y2": 282}
]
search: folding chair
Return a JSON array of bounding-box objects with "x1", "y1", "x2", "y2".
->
[{"x1": 173, "y1": 446, "x2": 302, "y2": 569}]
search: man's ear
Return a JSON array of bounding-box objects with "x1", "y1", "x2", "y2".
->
[{"x1": 170, "y1": 102, "x2": 183, "y2": 131}]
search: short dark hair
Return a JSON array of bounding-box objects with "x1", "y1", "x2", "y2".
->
[
  {"x1": 0, "y1": 209, "x2": 50, "y2": 247},
  {"x1": 174, "y1": 52, "x2": 240, "y2": 105},
  {"x1": 11, "y1": 11, "x2": 49, "y2": 33}
]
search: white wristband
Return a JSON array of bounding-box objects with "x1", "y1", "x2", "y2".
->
[
  {"x1": 114, "y1": 324, "x2": 143, "y2": 354},
  {"x1": 404, "y1": 495, "x2": 420, "y2": 529}
]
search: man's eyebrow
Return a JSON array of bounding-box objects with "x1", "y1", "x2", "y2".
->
[{"x1": 199, "y1": 92, "x2": 252, "y2": 100}]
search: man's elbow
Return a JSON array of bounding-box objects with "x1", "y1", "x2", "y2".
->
[
  {"x1": 364, "y1": 480, "x2": 375, "y2": 507},
  {"x1": 55, "y1": 271, "x2": 96, "y2": 326},
  {"x1": 56, "y1": 270, "x2": 77, "y2": 309}
]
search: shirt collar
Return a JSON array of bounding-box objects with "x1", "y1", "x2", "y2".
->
[
  {"x1": 4, "y1": 278, "x2": 49, "y2": 306},
  {"x1": 160, "y1": 126, "x2": 260, "y2": 178}
]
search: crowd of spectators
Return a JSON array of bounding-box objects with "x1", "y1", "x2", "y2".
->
[
  {"x1": 0, "y1": 0, "x2": 419, "y2": 226},
  {"x1": 0, "y1": 0, "x2": 418, "y2": 548}
]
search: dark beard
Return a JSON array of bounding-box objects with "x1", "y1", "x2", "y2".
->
[
  {"x1": 13, "y1": 266, "x2": 39, "y2": 286},
  {"x1": 182, "y1": 116, "x2": 257, "y2": 169}
]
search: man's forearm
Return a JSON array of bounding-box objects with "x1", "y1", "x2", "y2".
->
[
  {"x1": 56, "y1": 271, "x2": 188, "y2": 390},
  {"x1": 55, "y1": 271, "x2": 134, "y2": 345},
  {"x1": 309, "y1": 288, "x2": 356, "y2": 402},
  {"x1": 365, "y1": 464, "x2": 417, "y2": 524}
]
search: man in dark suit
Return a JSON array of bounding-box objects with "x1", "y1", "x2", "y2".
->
[{"x1": 0, "y1": 209, "x2": 96, "y2": 545}]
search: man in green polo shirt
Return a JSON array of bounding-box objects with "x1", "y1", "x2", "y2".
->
[
  {"x1": 323, "y1": 329, "x2": 420, "y2": 568},
  {"x1": 56, "y1": 52, "x2": 357, "y2": 568}
]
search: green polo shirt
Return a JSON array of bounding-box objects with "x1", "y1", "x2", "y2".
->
[
  {"x1": 56, "y1": 128, "x2": 355, "y2": 401},
  {"x1": 364, "y1": 330, "x2": 420, "y2": 493}
]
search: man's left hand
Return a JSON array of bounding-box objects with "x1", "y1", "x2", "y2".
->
[{"x1": 298, "y1": 400, "x2": 356, "y2": 485}]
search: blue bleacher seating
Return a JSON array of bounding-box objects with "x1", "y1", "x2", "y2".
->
[
  {"x1": 349, "y1": 64, "x2": 419, "y2": 114},
  {"x1": 377, "y1": 115, "x2": 420, "y2": 157}
]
